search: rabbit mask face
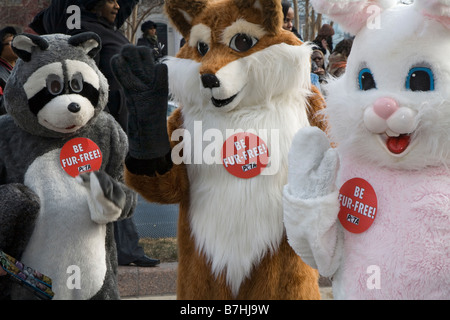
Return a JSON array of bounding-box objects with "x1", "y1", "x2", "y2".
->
[{"x1": 317, "y1": 0, "x2": 450, "y2": 170}]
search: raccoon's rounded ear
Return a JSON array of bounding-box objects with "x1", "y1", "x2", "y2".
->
[
  {"x1": 68, "y1": 32, "x2": 102, "y2": 58},
  {"x1": 164, "y1": 0, "x2": 208, "y2": 39},
  {"x1": 11, "y1": 33, "x2": 49, "y2": 62}
]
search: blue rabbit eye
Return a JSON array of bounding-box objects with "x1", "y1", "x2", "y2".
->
[
  {"x1": 358, "y1": 68, "x2": 376, "y2": 91},
  {"x1": 406, "y1": 67, "x2": 434, "y2": 92}
]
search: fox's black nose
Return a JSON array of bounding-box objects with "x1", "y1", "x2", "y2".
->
[
  {"x1": 201, "y1": 74, "x2": 220, "y2": 89},
  {"x1": 68, "y1": 102, "x2": 81, "y2": 113}
]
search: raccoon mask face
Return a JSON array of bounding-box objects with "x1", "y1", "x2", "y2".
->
[
  {"x1": 24, "y1": 60, "x2": 100, "y2": 134},
  {"x1": 4, "y1": 32, "x2": 108, "y2": 138}
]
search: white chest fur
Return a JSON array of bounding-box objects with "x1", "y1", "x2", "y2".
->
[
  {"x1": 20, "y1": 149, "x2": 107, "y2": 300},
  {"x1": 180, "y1": 101, "x2": 310, "y2": 295}
]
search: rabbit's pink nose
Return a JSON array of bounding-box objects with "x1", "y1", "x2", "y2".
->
[{"x1": 373, "y1": 97, "x2": 399, "y2": 120}]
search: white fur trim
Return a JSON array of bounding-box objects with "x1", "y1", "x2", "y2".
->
[
  {"x1": 221, "y1": 19, "x2": 267, "y2": 47},
  {"x1": 189, "y1": 23, "x2": 211, "y2": 48}
]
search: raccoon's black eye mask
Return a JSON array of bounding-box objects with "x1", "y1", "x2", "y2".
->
[{"x1": 28, "y1": 74, "x2": 99, "y2": 116}]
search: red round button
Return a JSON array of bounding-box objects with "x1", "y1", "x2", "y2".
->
[
  {"x1": 221, "y1": 132, "x2": 269, "y2": 179},
  {"x1": 60, "y1": 138, "x2": 103, "y2": 177},
  {"x1": 338, "y1": 178, "x2": 378, "y2": 234}
]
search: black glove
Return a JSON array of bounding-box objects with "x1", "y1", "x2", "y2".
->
[{"x1": 111, "y1": 45, "x2": 170, "y2": 160}]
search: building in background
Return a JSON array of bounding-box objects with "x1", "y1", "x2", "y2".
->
[
  {"x1": 0, "y1": 0, "x2": 50, "y2": 34},
  {"x1": 132, "y1": 10, "x2": 183, "y2": 57}
]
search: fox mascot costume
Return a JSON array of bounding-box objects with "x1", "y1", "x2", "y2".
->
[{"x1": 112, "y1": 0, "x2": 325, "y2": 299}]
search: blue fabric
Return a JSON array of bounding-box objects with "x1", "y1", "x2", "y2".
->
[{"x1": 311, "y1": 73, "x2": 321, "y2": 91}]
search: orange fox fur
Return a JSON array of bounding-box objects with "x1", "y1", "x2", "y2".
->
[{"x1": 125, "y1": 0, "x2": 326, "y2": 299}]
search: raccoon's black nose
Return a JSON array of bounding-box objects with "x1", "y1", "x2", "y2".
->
[
  {"x1": 201, "y1": 74, "x2": 220, "y2": 89},
  {"x1": 68, "y1": 102, "x2": 81, "y2": 113}
]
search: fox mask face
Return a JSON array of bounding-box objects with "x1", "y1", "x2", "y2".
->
[{"x1": 164, "y1": 0, "x2": 311, "y2": 113}]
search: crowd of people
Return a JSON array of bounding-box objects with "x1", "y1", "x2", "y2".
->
[{"x1": 281, "y1": 1, "x2": 353, "y2": 92}]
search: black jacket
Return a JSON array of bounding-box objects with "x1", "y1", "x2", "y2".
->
[
  {"x1": 137, "y1": 36, "x2": 163, "y2": 62},
  {"x1": 68, "y1": 12, "x2": 131, "y2": 130},
  {"x1": 29, "y1": 0, "x2": 137, "y2": 34}
]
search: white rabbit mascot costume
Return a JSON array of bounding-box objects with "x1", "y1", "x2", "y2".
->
[{"x1": 283, "y1": 0, "x2": 450, "y2": 299}]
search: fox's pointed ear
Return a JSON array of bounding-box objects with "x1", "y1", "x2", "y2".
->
[
  {"x1": 311, "y1": 0, "x2": 396, "y2": 35},
  {"x1": 415, "y1": 0, "x2": 450, "y2": 29},
  {"x1": 11, "y1": 34, "x2": 49, "y2": 62},
  {"x1": 233, "y1": 0, "x2": 283, "y2": 35},
  {"x1": 165, "y1": 0, "x2": 208, "y2": 39}
]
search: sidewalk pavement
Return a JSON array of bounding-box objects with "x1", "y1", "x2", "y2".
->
[{"x1": 118, "y1": 262, "x2": 333, "y2": 300}]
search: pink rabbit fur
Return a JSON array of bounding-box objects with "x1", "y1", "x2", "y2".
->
[{"x1": 283, "y1": 0, "x2": 450, "y2": 299}]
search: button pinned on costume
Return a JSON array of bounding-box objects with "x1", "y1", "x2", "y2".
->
[
  {"x1": 338, "y1": 178, "x2": 378, "y2": 234},
  {"x1": 60, "y1": 137, "x2": 103, "y2": 177},
  {"x1": 221, "y1": 132, "x2": 269, "y2": 179}
]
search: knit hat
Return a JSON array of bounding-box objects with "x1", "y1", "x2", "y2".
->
[
  {"x1": 141, "y1": 20, "x2": 157, "y2": 33},
  {"x1": 80, "y1": 0, "x2": 103, "y2": 11},
  {"x1": 318, "y1": 24, "x2": 335, "y2": 37},
  {"x1": 0, "y1": 26, "x2": 17, "y2": 54}
]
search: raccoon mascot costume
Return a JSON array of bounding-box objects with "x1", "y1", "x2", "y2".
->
[{"x1": 0, "y1": 32, "x2": 136, "y2": 300}]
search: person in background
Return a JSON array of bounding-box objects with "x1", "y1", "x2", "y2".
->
[
  {"x1": 313, "y1": 24, "x2": 335, "y2": 69},
  {"x1": 311, "y1": 49, "x2": 327, "y2": 84},
  {"x1": 281, "y1": 0, "x2": 303, "y2": 41},
  {"x1": 327, "y1": 38, "x2": 354, "y2": 78},
  {"x1": 0, "y1": 26, "x2": 18, "y2": 115},
  {"x1": 30, "y1": 0, "x2": 160, "y2": 268},
  {"x1": 137, "y1": 20, "x2": 163, "y2": 62}
]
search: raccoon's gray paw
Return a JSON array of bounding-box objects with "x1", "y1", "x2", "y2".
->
[{"x1": 76, "y1": 171, "x2": 126, "y2": 224}]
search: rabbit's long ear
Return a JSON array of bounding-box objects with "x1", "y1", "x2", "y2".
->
[
  {"x1": 311, "y1": 0, "x2": 396, "y2": 35},
  {"x1": 415, "y1": 0, "x2": 450, "y2": 29}
]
